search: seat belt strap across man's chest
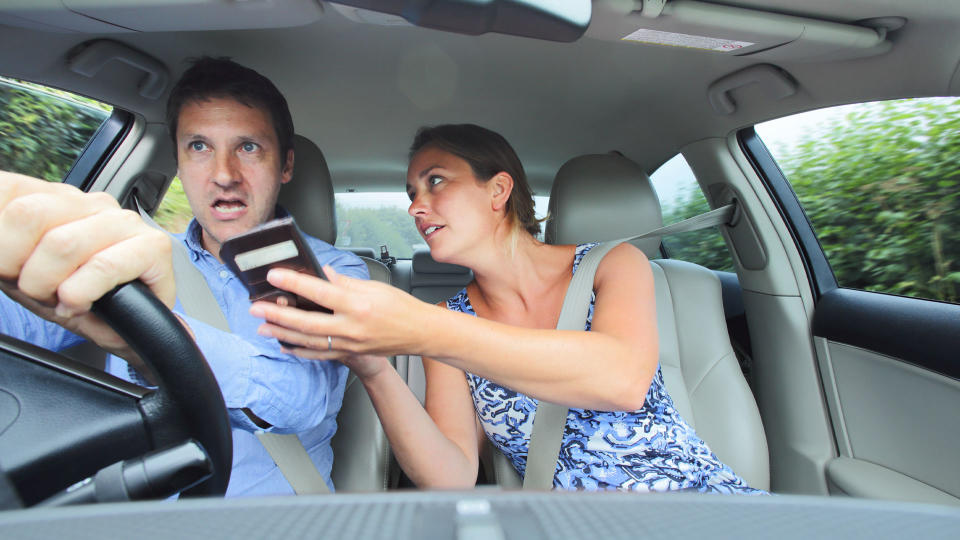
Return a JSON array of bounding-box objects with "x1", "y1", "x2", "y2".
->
[{"x1": 136, "y1": 199, "x2": 330, "y2": 495}]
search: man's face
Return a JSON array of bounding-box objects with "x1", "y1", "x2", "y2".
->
[{"x1": 175, "y1": 97, "x2": 293, "y2": 260}]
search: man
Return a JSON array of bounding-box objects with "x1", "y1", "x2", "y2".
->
[{"x1": 0, "y1": 57, "x2": 368, "y2": 496}]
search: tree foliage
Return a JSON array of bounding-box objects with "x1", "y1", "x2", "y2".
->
[
  {"x1": 771, "y1": 98, "x2": 960, "y2": 303},
  {"x1": 660, "y1": 186, "x2": 734, "y2": 272},
  {"x1": 0, "y1": 79, "x2": 109, "y2": 182},
  {"x1": 154, "y1": 177, "x2": 193, "y2": 233}
]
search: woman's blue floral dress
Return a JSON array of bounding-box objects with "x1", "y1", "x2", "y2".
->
[{"x1": 449, "y1": 243, "x2": 763, "y2": 493}]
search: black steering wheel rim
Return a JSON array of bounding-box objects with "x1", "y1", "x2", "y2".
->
[{"x1": 91, "y1": 281, "x2": 232, "y2": 497}]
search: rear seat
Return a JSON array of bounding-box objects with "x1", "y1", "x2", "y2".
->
[
  {"x1": 395, "y1": 248, "x2": 473, "y2": 403},
  {"x1": 343, "y1": 246, "x2": 378, "y2": 259}
]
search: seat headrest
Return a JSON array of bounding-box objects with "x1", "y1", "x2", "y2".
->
[
  {"x1": 345, "y1": 247, "x2": 377, "y2": 259},
  {"x1": 412, "y1": 248, "x2": 471, "y2": 275},
  {"x1": 278, "y1": 135, "x2": 336, "y2": 244},
  {"x1": 545, "y1": 153, "x2": 663, "y2": 257}
]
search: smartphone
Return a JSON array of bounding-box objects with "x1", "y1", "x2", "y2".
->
[{"x1": 220, "y1": 216, "x2": 331, "y2": 313}]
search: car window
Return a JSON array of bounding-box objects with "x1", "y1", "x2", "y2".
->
[
  {"x1": 755, "y1": 98, "x2": 960, "y2": 304},
  {"x1": 0, "y1": 76, "x2": 112, "y2": 182},
  {"x1": 334, "y1": 192, "x2": 550, "y2": 259},
  {"x1": 154, "y1": 177, "x2": 193, "y2": 234},
  {"x1": 650, "y1": 154, "x2": 735, "y2": 271},
  {"x1": 334, "y1": 192, "x2": 423, "y2": 258}
]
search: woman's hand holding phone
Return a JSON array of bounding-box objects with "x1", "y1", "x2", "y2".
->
[{"x1": 248, "y1": 264, "x2": 440, "y2": 368}]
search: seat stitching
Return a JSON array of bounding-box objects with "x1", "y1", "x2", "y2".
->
[{"x1": 688, "y1": 350, "x2": 735, "y2": 399}]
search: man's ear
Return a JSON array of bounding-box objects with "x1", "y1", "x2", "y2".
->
[
  {"x1": 490, "y1": 172, "x2": 514, "y2": 212},
  {"x1": 280, "y1": 148, "x2": 294, "y2": 184}
]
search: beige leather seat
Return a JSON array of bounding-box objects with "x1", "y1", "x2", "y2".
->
[
  {"x1": 278, "y1": 134, "x2": 393, "y2": 492},
  {"x1": 538, "y1": 152, "x2": 770, "y2": 490}
]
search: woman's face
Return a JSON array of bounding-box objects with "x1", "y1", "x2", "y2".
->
[{"x1": 406, "y1": 146, "x2": 501, "y2": 263}]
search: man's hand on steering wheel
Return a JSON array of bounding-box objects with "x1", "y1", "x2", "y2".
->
[
  {"x1": 0, "y1": 171, "x2": 175, "y2": 365},
  {"x1": 1, "y1": 171, "x2": 232, "y2": 501}
]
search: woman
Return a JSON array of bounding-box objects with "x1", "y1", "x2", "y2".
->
[{"x1": 250, "y1": 124, "x2": 760, "y2": 493}]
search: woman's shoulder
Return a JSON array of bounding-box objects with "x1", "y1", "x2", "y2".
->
[{"x1": 571, "y1": 241, "x2": 648, "y2": 275}]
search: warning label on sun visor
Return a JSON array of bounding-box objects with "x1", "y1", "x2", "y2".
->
[{"x1": 622, "y1": 29, "x2": 754, "y2": 52}]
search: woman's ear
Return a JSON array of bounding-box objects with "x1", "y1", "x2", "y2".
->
[{"x1": 489, "y1": 172, "x2": 514, "y2": 212}]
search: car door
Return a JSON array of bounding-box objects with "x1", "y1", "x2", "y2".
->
[{"x1": 744, "y1": 98, "x2": 960, "y2": 506}]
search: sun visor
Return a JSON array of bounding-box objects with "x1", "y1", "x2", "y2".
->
[
  {"x1": 589, "y1": 0, "x2": 897, "y2": 62},
  {"x1": 0, "y1": 0, "x2": 324, "y2": 33}
]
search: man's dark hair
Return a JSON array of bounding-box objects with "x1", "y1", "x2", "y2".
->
[
  {"x1": 410, "y1": 124, "x2": 540, "y2": 236},
  {"x1": 166, "y1": 56, "x2": 295, "y2": 162}
]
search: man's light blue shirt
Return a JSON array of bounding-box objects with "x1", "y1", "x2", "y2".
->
[{"x1": 0, "y1": 215, "x2": 369, "y2": 497}]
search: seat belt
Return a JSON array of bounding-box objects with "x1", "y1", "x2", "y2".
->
[
  {"x1": 523, "y1": 239, "x2": 622, "y2": 489},
  {"x1": 135, "y1": 198, "x2": 331, "y2": 495},
  {"x1": 522, "y1": 202, "x2": 736, "y2": 490}
]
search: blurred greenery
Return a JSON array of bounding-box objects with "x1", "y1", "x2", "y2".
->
[
  {"x1": 0, "y1": 77, "x2": 110, "y2": 182},
  {"x1": 772, "y1": 98, "x2": 960, "y2": 303},
  {"x1": 154, "y1": 177, "x2": 193, "y2": 234},
  {"x1": 660, "y1": 188, "x2": 735, "y2": 272}
]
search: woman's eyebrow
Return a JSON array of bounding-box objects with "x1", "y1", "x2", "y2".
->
[{"x1": 417, "y1": 165, "x2": 441, "y2": 178}]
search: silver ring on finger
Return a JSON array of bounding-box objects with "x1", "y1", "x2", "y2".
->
[{"x1": 327, "y1": 335, "x2": 333, "y2": 351}]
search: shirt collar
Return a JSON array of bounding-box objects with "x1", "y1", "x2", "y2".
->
[{"x1": 183, "y1": 205, "x2": 290, "y2": 257}]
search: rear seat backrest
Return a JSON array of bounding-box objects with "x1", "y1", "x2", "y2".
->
[
  {"x1": 544, "y1": 153, "x2": 770, "y2": 490},
  {"x1": 410, "y1": 248, "x2": 472, "y2": 303},
  {"x1": 278, "y1": 134, "x2": 393, "y2": 492},
  {"x1": 401, "y1": 248, "x2": 473, "y2": 402}
]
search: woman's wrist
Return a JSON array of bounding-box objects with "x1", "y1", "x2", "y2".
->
[
  {"x1": 349, "y1": 354, "x2": 392, "y2": 383},
  {"x1": 412, "y1": 303, "x2": 453, "y2": 359}
]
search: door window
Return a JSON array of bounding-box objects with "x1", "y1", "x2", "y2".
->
[
  {"x1": 755, "y1": 98, "x2": 960, "y2": 303},
  {"x1": 0, "y1": 76, "x2": 112, "y2": 182},
  {"x1": 650, "y1": 154, "x2": 734, "y2": 271}
]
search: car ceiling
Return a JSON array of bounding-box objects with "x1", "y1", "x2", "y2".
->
[{"x1": 1, "y1": 0, "x2": 958, "y2": 195}]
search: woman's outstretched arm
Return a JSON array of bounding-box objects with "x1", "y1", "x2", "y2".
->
[{"x1": 251, "y1": 243, "x2": 658, "y2": 411}]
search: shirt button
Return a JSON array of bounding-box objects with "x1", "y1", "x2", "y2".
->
[{"x1": 219, "y1": 270, "x2": 230, "y2": 279}]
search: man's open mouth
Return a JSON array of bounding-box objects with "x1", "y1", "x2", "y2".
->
[{"x1": 213, "y1": 199, "x2": 247, "y2": 215}]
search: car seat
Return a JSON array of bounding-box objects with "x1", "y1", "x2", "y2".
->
[
  {"x1": 395, "y1": 248, "x2": 473, "y2": 404},
  {"x1": 523, "y1": 152, "x2": 770, "y2": 491},
  {"x1": 278, "y1": 135, "x2": 393, "y2": 492}
]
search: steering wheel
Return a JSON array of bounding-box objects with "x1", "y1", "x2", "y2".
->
[{"x1": 0, "y1": 281, "x2": 232, "y2": 506}]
